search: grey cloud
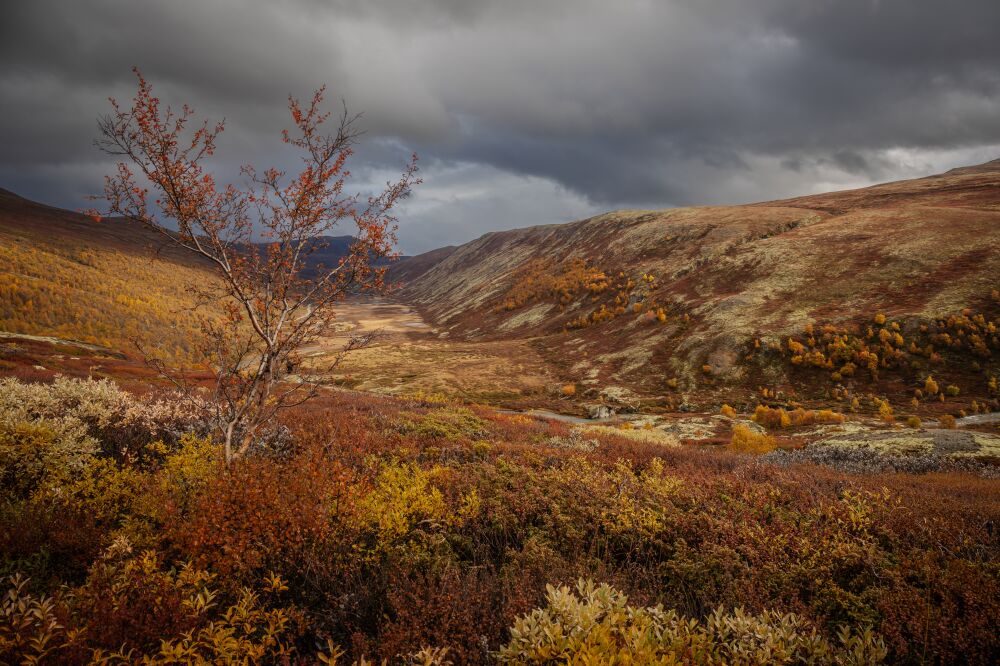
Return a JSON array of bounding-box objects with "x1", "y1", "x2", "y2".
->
[{"x1": 1, "y1": 0, "x2": 999, "y2": 248}]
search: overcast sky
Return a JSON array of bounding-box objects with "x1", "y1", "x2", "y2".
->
[{"x1": 2, "y1": 1, "x2": 1000, "y2": 254}]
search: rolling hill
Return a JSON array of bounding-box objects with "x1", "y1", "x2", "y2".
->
[
  {"x1": 0, "y1": 188, "x2": 220, "y2": 362},
  {"x1": 0, "y1": 188, "x2": 386, "y2": 363},
  {"x1": 394, "y1": 161, "x2": 1000, "y2": 411}
]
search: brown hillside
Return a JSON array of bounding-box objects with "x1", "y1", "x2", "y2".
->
[{"x1": 396, "y1": 162, "x2": 1000, "y2": 409}]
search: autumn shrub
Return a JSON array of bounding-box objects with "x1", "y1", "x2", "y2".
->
[
  {"x1": 375, "y1": 566, "x2": 507, "y2": 665},
  {"x1": 399, "y1": 406, "x2": 490, "y2": 441},
  {"x1": 905, "y1": 415, "x2": 921, "y2": 429},
  {"x1": 498, "y1": 579, "x2": 887, "y2": 665},
  {"x1": 753, "y1": 404, "x2": 791, "y2": 428},
  {"x1": 350, "y1": 462, "x2": 467, "y2": 563},
  {"x1": 0, "y1": 420, "x2": 92, "y2": 501},
  {"x1": 719, "y1": 404, "x2": 737, "y2": 418},
  {"x1": 0, "y1": 573, "x2": 70, "y2": 663},
  {"x1": 729, "y1": 424, "x2": 777, "y2": 454},
  {"x1": 0, "y1": 376, "x2": 206, "y2": 463},
  {"x1": 939, "y1": 414, "x2": 956, "y2": 429},
  {"x1": 1, "y1": 543, "x2": 300, "y2": 663},
  {"x1": 2, "y1": 375, "x2": 999, "y2": 663}
]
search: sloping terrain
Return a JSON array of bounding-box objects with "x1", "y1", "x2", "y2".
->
[
  {"x1": 395, "y1": 161, "x2": 1000, "y2": 412},
  {"x1": 0, "y1": 189, "x2": 391, "y2": 363},
  {"x1": 0, "y1": 188, "x2": 219, "y2": 362}
]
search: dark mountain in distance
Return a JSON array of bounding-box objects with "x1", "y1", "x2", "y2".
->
[{"x1": 0, "y1": 187, "x2": 403, "y2": 275}]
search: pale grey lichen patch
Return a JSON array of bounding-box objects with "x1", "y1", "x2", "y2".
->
[{"x1": 497, "y1": 303, "x2": 555, "y2": 331}]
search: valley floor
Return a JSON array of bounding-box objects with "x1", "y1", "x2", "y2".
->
[{"x1": 305, "y1": 297, "x2": 559, "y2": 406}]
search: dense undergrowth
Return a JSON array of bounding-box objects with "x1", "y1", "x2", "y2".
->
[{"x1": 1, "y1": 377, "x2": 999, "y2": 664}]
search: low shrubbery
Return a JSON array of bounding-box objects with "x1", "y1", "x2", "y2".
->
[
  {"x1": 752, "y1": 404, "x2": 845, "y2": 429},
  {"x1": 499, "y1": 580, "x2": 887, "y2": 664},
  {"x1": 754, "y1": 305, "x2": 1000, "y2": 417},
  {"x1": 729, "y1": 424, "x2": 777, "y2": 454},
  {"x1": 1, "y1": 377, "x2": 998, "y2": 664}
]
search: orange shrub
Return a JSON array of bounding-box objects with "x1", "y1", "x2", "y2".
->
[
  {"x1": 752, "y1": 405, "x2": 791, "y2": 429},
  {"x1": 719, "y1": 404, "x2": 737, "y2": 419}
]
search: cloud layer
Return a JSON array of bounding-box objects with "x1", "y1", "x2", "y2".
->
[{"x1": 3, "y1": 0, "x2": 1000, "y2": 252}]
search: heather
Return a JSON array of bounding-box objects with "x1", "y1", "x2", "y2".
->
[{"x1": 2, "y1": 378, "x2": 999, "y2": 664}]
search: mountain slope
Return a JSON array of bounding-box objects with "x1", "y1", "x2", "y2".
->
[
  {"x1": 0, "y1": 189, "x2": 383, "y2": 362},
  {"x1": 396, "y1": 161, "x2": 1000, "y2": 409},
  {"x1": 0, "y1": 188, "x2": 220, "y2": 361}
]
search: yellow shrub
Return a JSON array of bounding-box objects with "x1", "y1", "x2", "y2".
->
[
  {"x1": 939, "y1": 414, "x2": 956, "y2": 429},
  {"x1": 924, "y1": 376, "x2": 939, "y2": 395},
  {"x1": 878, "y1": 400, "x2": 894, "y2": 423},
  {"x1": 719, "y1": 404, "x2": 737, "y2": 419},
  {"x1": 729, "y1": 424, "x2": 777, "y2": 454},
  {"x1": 752, "y1": 405, "x2": 792, "y2": 429},
  {"x1": 814, "y1": 409, "x2": 846, "y2": 424},
  {"x1": 498, "y1": 580, "x2": 887, "y2": 665},
  {"x1": 906, "y1": 416, "x2": 922, "y2": 429}
]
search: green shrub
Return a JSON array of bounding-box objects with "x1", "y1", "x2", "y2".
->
[
  {"x1": 399, "y1": 407, "x2": 489, "y2": 441},
  {"x1": 498, "y1": 579, "x2": 887, "y2": 665},
  {"x1": 0, "y1": 420, "x2": 95, "y2": 501}
]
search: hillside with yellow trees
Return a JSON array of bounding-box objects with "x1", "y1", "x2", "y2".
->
[{"x1": 0, "y1": 188, "x2": 217, "y2": 363}]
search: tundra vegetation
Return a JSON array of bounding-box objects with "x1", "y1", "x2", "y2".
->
[{"x1": 2, "y1": 376, "x2": 998, "y2": 664}]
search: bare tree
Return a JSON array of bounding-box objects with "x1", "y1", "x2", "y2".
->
[{"x1": 94, "y1": 68, "x2": 419, "y2": 463}]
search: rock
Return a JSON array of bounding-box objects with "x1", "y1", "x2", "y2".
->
[
  {"x1": 587, "y1": 404, "x2": 616, "y2": 420},
  {"x1": 598, "y1": 385, "x2": 640, "y2": 412}
]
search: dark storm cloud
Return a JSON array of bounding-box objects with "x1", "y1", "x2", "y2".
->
[{"x1": 2, "y1": 0, "x2": 999, "y2": 252}]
